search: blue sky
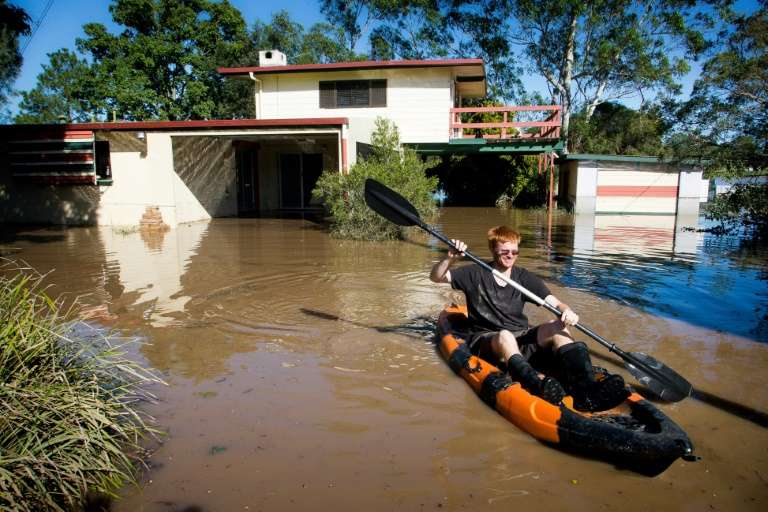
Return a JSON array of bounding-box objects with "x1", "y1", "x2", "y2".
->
[{"x1": 9, "y1": 0, "x2": 761, "y2": 115}]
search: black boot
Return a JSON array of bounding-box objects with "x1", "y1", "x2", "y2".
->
[
  {"x1": 557, "y1": 342, "x2": 630, "y2": 412},
  {"x1": 507, "y1": 354, "x2": 565, "y2": 405}
]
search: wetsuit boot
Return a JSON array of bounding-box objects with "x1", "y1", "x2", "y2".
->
[
  {"x1": 557, "y1": 342, "x2": 630, "y2": 412},
  {"x1": 507, "y1": 354, "x2": 565, "y2": 405}
]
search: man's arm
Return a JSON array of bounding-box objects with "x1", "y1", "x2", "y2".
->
[
  {"x1": 544, "y1": 295, "x2": 580, "y2": 326},
  {"x1": 429, "y1": 239, "x2": 467, "y2": 284}
]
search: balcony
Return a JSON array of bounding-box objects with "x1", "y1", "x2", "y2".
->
[{"x1": 449, "y1": 105, "x2": 562, "y2": 141}]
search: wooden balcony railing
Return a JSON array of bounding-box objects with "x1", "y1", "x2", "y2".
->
[{"x1": 449, "y1": 105, "x2": 561, "y2": 140}]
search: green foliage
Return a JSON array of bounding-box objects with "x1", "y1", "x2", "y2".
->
[
  {"x1": 319, "y1": 1, "x2": 725, "y2": 121},
  {"x1": 430, "y1": 154, "x2": 545, "y2": 207},
  {"x1": 705, "y1": 183, "x2": 768, "y2": 239},
  {"x1": 312, "y1": 118, "x2": 438, "y2": 240},
  {"x1": 17, "y1": 0, "x2": 253, "y2": 122},
  {"x1": 0, "y1": 264, "x2": 161, "y2": 511},
  {"x1": 16, "y1": 4, "x2": 364, "y2": 122},
  {"x1": 16, "y1": 49, "x2": 98, "y2": 123},
  {"x1": 497, "y1": 155, "x2": 546, "y2": 208},
  {"x1": 0, "y1": 0, "x2": 30, "y2": 116},
  {"x1": 251, "y1": 10, "x2": 360, "y2": 65},
  {"x1": 569, "y1": 102, "x2": 667, "y2": 155},
  {"x1": 508, "y1": 0, "x2": 727, "y2": 136},
  {"x1": 669, "y1": 4, "x2": 767, "y2": 178}
]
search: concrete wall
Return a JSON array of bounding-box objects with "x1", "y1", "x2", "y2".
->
[
  {"x1": 571, "y1": 160, "x2": 598, "y2": 215},
  {"x1": 677, "y1": 166, "x2": 707, "y2": 216},
  {"x1": 172, "y1": 136, "x2": 237, "y2": 219},
  {"x1": 595, "y1": 162, "x2": 679, "y2": 214},
  {"x1": 563, "y1": 158, "x2": 707, "y2": 216},
  {"x1": 0, "y1": 174, "x2": 102, "y2": 225},
  {"x1": 256, "y1": 68, "x2": 454, "y2": 143},
  {"x1": 98, "y1": 131, "x2": 180, "y2": 226}
]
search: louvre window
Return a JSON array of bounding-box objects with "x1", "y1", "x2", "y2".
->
[{"x1": 319, "y1": 79, "x2": 386, "y2": 108}]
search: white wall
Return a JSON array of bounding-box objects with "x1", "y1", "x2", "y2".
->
[
  {"x1": 257, "y1": 68, "x2": 454, "y2": 143},
  {"x1": 99, "y1": 133, "x2": 182, "y2": 226},
  {"x1": 573, "y1": 161, "x2": 598, "y2": 214}
]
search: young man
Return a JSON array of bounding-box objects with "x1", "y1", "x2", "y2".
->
[{"x1": 430, "y1": 225, "x2": 628, "y2": 411}]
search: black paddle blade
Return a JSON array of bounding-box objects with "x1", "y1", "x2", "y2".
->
[
  {"x1": 364, "y1": 179, "x2": 421, "y2": 227},
  {"x1": 624, "y1": 352, "x2": 693, "y2": 402}
]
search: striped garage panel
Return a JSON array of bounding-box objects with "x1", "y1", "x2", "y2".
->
[
  {"x1": 8, "y1": 129, "x2": 96, "y2": 184},
  {"x1": 596, "y1": 167, "x2": 679, "y2": 214}
]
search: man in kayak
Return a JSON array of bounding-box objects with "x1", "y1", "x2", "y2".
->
[{"x1": 430, "y1": 225, "x2": 629, "y2": 411}]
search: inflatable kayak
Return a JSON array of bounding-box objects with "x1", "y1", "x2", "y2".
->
[{"x1": 437, "y1": 305, "x2": 695, "y2": 475}]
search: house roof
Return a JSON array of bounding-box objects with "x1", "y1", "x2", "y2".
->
[
  {"x1": 218, "y1": 58, "x2": 485, "y2": 76},
  {"x1": 1, "y1": 118, "x2": 349, "y2": 137},
  {"x1": 218, "y1": 58, "x2": 487, "y2": 97}
]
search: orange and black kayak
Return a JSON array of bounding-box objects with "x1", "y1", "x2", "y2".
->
[{"x1": 437, "y1": 305, "x2": 695, "y2": 475}]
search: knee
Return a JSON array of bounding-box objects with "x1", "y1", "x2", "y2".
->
[
  {"x1": 538, "y1": 321, "x2": 573, "y2": 349},
  {"x1": 494, "y1": 330, "x2": 520, "y2": 356},
  {"x1": 498, "y1": 329, "x2": 516, "y2": 344}
]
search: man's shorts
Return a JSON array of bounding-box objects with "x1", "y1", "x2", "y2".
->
[{"x1": 466, "y1": 326, "x2": 543, "y2": 366}]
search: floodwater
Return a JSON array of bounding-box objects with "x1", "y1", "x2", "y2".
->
[{"x1": 1, "y1": 208, "x2": 767, "y2": 511}]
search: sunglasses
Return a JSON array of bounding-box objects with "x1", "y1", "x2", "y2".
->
[{"x1": 495, "y1": 249, "x2": 519, "y2": 256}]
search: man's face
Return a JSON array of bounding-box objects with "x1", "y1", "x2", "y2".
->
[{"x1": 493, "y1": 240, "x2": 519, "y2": 267}]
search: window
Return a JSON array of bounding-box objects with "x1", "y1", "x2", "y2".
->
[{"x1": 319, "y1": 79, "x2": 386, "y2": 108}]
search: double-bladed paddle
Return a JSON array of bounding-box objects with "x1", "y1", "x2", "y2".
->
[{"x1": 364, "y1": 178, "x2": 693, "y2": 402}]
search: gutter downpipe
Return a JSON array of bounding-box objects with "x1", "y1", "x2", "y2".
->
[{"x1": 248, "y1": 72, "x2": 262, "y2": 119}]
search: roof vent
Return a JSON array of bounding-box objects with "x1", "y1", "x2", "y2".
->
[{"x1": 259, "y1": 50, "x2": 287, "y2": 67}]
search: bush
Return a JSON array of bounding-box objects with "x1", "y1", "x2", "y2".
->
[
  {"x1": 0, "y1": 264, "x2": 161, "y2": 511},
  {"x1": 706, "y1": 183, "x2": 768, "y2": 239},
  {"x1": 312, "y1": 118, "x2": 438, "y2": 240}
]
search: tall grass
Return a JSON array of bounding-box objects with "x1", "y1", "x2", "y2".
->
[{"x1": 0, "y1": 264, "x2": 161, "y2": 511}]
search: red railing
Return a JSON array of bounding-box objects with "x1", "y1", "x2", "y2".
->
[{"x1": 449, "y1": 105, "x2": 561, "y2": 140}]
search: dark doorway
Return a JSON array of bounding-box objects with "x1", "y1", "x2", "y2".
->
[
  {"x1": 280, "y1": 153, "x2": 323, "y2": 209},
  {"x1": 236, "y1": 146, "x2": 259, "y2": 213}
]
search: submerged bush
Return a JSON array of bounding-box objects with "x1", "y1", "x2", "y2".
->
[
  {"x1": 0, "y1": 264, "x2": 161, "y2": 511},
  {"x1": 706, "y1": 183, "x2": 768, "y2": 239},
  {"x1": 312, "y1": 117, "x2": 438, "y2": 240}
]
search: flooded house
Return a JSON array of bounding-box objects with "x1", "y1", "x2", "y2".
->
[{"x1": 2, "y1": 50, "x2": 704, "y2": 229}]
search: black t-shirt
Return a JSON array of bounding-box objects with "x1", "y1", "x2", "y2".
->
[{"x1": 450, "y1": 263, "x2": 551, "y2": 333}]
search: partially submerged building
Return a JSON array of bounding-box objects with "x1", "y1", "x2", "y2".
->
[
  {"x1": 1, "y1": 50, "x2": 705, "y2": 228},
  {"x1": 558, "y1": 154, "x2": 708, "y2": 216},
  {"x1": 1, "y1": 51, "x2": 567, "y2": 227}
]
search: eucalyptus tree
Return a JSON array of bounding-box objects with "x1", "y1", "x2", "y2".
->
[
  {"x1": 507, "y1": 0, "x2": 733, "y2": 138},
  {"x1": 672, "y1": 1, "x2": 767, "y2": 176}
]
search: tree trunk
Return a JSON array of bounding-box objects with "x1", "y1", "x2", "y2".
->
[
  {"x1": 584, "y1": 79, "x2": 608, "y2": 121},
  {"x1": 560, "y1": 10, "x2": 578, "y2": 147}
]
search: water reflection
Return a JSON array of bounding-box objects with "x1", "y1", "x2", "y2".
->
[{"x1": 551, "y1": 213, "x2": 768, "y2": 342}]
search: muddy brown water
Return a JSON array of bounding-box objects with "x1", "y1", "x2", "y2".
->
[{"x1": 1, "y1": 208, "x2": 767, "y2": 511}]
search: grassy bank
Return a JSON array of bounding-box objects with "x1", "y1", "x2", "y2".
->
[{"x1": 0, "y1": 264, "x2": 161, "y2": 511}]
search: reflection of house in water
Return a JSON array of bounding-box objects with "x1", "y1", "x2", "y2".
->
[
  {"x1": 102, "y1": 221, "x2": 210, "y2": 327},
  {"x1": 574, "y1": 214, "x2": 702, "y2": 257}
]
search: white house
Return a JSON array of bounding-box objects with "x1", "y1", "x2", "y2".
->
[{"x1": 1, "y1": 52, "x2": 562, "y2": 227}]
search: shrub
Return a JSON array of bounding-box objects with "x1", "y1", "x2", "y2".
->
[
  {"x1": 495, "y1": 155, "x2": 547, "y2": 208},
  {"x1": 0, "y1": 263, "x2": 161, "y2": 511},
  {"x1": 312, "y1": 118, "x2": 438, "y2": 240},
  {"x1": 706, "y1": 183, "x2": 768, "y2": 239}
]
